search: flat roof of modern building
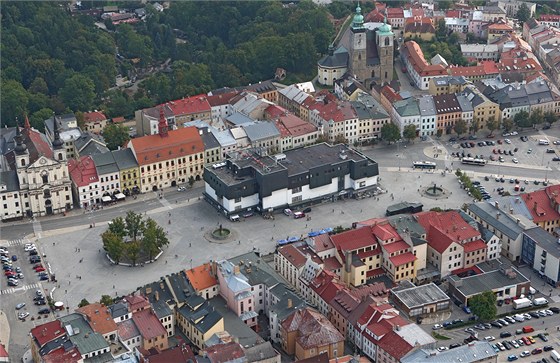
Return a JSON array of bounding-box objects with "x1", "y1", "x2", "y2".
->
[
  {"x1": 392, "y1": 283, "x2": 449, "y2": 308},
  {"x1": 401, "y1": 341, "x2": 497, "y2": 363},
  {"x1": 448, "y1": 267, "x2": 529, "y2": 297},
  {"x1": 524, "y1": 226, "x2": 560, "y2": 258}
]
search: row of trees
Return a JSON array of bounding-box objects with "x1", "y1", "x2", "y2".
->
[{"x1": 102, "y1": 211, "x2": 169, "y2": 266}]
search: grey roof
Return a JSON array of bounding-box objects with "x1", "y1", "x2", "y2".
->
[
  {"x1": 208, "y1": 296, "x2": 261, "y2": 347},
  {"x1": 394, "y1": 98, "x2": 420, "y2": 117},
  {"x1": 243, "y1": 341, "x2": 279, "y2": 362},
  {"x1": 401, "y1": 341, "x2": 497, "y2": 363},
  {"x1": 524, "y1": 226, "x2": 560, "y2": 258},
  {"x1": 243, "y1": 122, "x2": 280, "y2": 142},
  {"x1": 351, "y1": 94, "x2": 390, "y2": 120},
  {"x1": 467, "y1": 202, "x2": 525, "y2": 240},
  {"x1": 109, "y1": 301, "x2": 129, "y2": 319},
  {"x1": 178, "y1": 297, "x2": 223, "y2": 334},
  {"x1": 58, "y1": 313, "x2": 109, "y2": 355},
  {"x1": 456, "y1": 94, "x2": 474, "y2": 113},
  {"x1": 212, "y1": 129, "x2": 237, "y2": 147},
  {"x1": 418, "y1": 95, "x2": 437, "y2": 116},
  {"x1": 448, "y1": 267, "x2": 529, "y2": 297},
  {"x1": 318, "y1": 47, "x2": 349, "y2": 68},
  {"x1": 44, "y1": 114, "x2": 77, "y2": 134},
  {"x1": 200, "y1": 128, "x2": 221, "y2": 150},
  {"x1": 91, "y1": 152, "x2": 119, "y2": 175},
  {"x1": 150, "y1": 298, "x2": 173, "y2": 319},
  {"x1": 227, "y1": 252, "x2": 282, "y2": 288},
  {"x1": 0, "y1": 127, "x2": 17, "y2": 155},
  {"x1": 460, "y1": 44, "x2": 499, "y2": 54},
  {"x1": 166, "y1": 271, "x2": 196, "y2": 305},
  {"x1": 269, "y1": 285, "x2": 306, "y2": 322},
  {"x1": 0, "y1": 170, "x2": 19, "y2": 192},
  {"x1": 388, "y1": 213, "x2": 426, "y2": 238},
  {"x1": 112, "y1": 148, "x2": 138, "y2": 170},
  {"x1": 392, "y1": 282, "x2": 449, "y2": 308},
  {"x1": 226, "y1": 112, "x2": 255, "y2": 126},
  {"x1": 78, "y1": 140, "x2": 110, "y2": 157}
]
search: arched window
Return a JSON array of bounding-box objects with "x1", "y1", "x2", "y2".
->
[
  {"x1": 385, "y1": 37, "x2": 390, "y2": 46},
  {"x1": 371, "y1": 70, "x2": 375, "y2": 77},
  {"x1": 58, "y1": 153, "x2": 63, "y2": 161},
  {"x1": 21, "y1": 159, "x2": 26, "y2": 167}
]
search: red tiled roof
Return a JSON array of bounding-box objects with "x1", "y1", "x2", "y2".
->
[
  {"x1": 331, "y1": 289, "x2": 360, "y2": 317},
  {"x1": 312, "y1": 234, "x2": 335, "y2": 253},
  {"x1": 380, "y1": 85, "x2": 402, "y2": 103},
  {"x1": 185, "y1": 263, "x2": 218, "y2": 291},
  {"x1": 489, "y1": 23, "x2": 513, "y2": 31},
  {"x1": 416, "y1": 210, "x2": 481, "y2": 243},
  {"x1": 117, "y1": 319, "x2": 140, "y2": 341},
  {"x1": 366, "y1": 268, "x2": 385, "y2": 278},
  {"x1": 124, "y1": 294, "x2": 150, "y2": 312},
  {"x1": 144, "y1": 343, "x2": 195, "y2": 363},
  {"x1": 403, "y1": 41, "x2": 447, "y2": 77},
  {"x1": 309, "y1": 98, "x2": 357, "y2": 123},
  {"x1": 389, "y1": 252, "x2": 416, "y2": 267},
  {"x1": 318, "y1": 280, "x2": 345, "y2": 304},
  {"x1": 206, "y1": 91, "x2": 240, "y2": 107},
  {"x1": 540, "y1": 14, "x2": 560, "y2": 21},
  {"x1": 446, "y1": 10, "x2": 461, "y2": 18},
  {"x1": 164, "y1": 95, "x2": 211, "y2": 116},
  {"x1": 463, "y1": 239, "x2": 487, "y2": 253},
  {"x1": 522, "y1": 188, "x2": 560, "y2": 223},
  {"x1": 356, "y1": 248, "x2": 382, "y2": 259},
  {"x1": 282, "y1": 308, "x2": 344, "y2": 349},
  {"x1": 278, "y1": 244, "x2": 308, "y2": 268},
  {"x1": 203, "y1": 342, "x2": 245, "y2": 363},
  {"x1": 376, "y1": 331, "x2": 414, "y2": 360},
  {"x1": 383, "y1": 241, "x2": 410, "y2": 254},
  {"x1": 323, "y1": 256, "x2": 342, "y2": 272},
  {"x1": 132, "y1": 309, "x2": 167, "y2": 340},
  {"x1": 372, "y1": 223, "x2": 398, "y2": 241},
  {"x1": 68, "y1": 156, "x2": 99, "y2": 187},
  {"x1": 129, "y1": 126, "x2": 204, "y2": 166},
  {"x1": 387, "y1": 7, "x2": 404, "y2": 17},
  {"x1": 43, "y1": 346, "x2": 82, "y2": 363},
  {"x1": 83, "y1": 111, "x2": 107, "y2": 123},
  {"x1": 30, "y1": 320, "x2": 65, "y2": 347},
  {"x1": 265, "y1": 104, "x2": 287, "y2": 119},
  {"x1": 331, "y1": 227, "x2": 377, "y2": 253},
  {"x1": 112, "y1": 116, "x2": 125, "y2": 123},
  {"x1": 76, "y1": 303, "x2": 117, "y2": 335},
  {"x1": 350, "y1": 282, "x2": 387, "y2": 299},
  {"x1": 274, "y1": 113, "x2": 317, "y2": 138}
]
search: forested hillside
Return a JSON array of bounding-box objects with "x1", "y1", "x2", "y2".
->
[{"x1": 1, "y1": 1, "x2": 335, "y2": 125}]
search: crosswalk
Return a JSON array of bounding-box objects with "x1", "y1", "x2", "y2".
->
[
  {"x1": 0, "y1": 282, "x2": 40, "y2": 295},
  {"x1": 4, "y1": 238, "x2": 25, "y2": 247}
]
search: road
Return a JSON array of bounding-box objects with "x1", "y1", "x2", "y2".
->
[{"x1": 2, "y1": 127, "x2": 560, "y2": 361}]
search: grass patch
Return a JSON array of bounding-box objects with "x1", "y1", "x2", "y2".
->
[{"x1": 432, "y1": 332, "x2": 451, "y2": 340}]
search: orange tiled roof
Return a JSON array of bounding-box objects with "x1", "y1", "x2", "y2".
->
[
  {"x1": 488, "y1": 23, "x2": 513, "y2": 31},
  {"x1": 129, "y1": 126, "x2": 204, "y2": 166},
  {"x1": 522, "y1": 187, "x2": 560, "y2": 223},
  {"x1": 403, "y1": 41, "x2": 447, "y2": 77},
  {"x1": 83, "y1": 111, "x2": 107, "y2": 123},
  {"x1": 185, "y1": 263, "x2": 218, "y2": 292},
  {"x1": 463, "y1": 239, "x2": 487, "y2": 253},
  {"x1": 76, "y1": 303, "x2": 118, "y2": 335},
  {"x1": 165, "y1": 95, "x2": 211, "y2": 116}
]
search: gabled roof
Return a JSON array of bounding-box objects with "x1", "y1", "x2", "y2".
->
[
  {"x1": 281, "y1": 308, "x2": 344, "y2": 349},
  {"x1": 331, "y1": 227, "x2": 378, "y2": 253},
  {"x1": 68, "y1": 156, "x2": 99, "y2": 188},
  {"x1": 31, "y1": 320, "x2": 65, "y2": 347},
  {"x1": 521, "y1": 188, "x2": 560, "y2": 223},
  {"x1": 402, "y1": 41, "x2": 447, "y2": 77},
  {"x1": 128, "y1": 126, "x2": 204, "y2": 166},
  {"x1": 165, "y1": 94, "x2": 211, "y2": 116},
  {"x1": 76, "y1": 302, "x2": 118, "y2": 335},
  {"x1": 202, "y1": 342, "x2": 245, "y2": 363},
  {"x1": 132, "y1": 308, "x2": 167, "y2": 340},
  {"x1": 185, "y1": 263, "x2": 218, "y2": 292},
  {"x1": 83, "y1": 111, "x2": 108, "y2": 123}
]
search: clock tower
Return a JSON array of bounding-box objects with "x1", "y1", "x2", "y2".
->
[{"x1": 349, "y1": 4, "x2": 368, "y2": 81}]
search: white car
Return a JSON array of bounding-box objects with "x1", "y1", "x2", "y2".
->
[
  {"x1": 18, "y1": 312, "x2": 29, "y2": 320},
  {"x1": 432, "y1": 324, "x2": 443, "y2": 330},
  {"x1": 505, "y1": 139, "x2": 511, "y2": 144},
  {"x1": 177, "y1": 186, "x2": 186, "y2": 192},
  {"x1": 437, "y1": 347, "x2": 449, "y2": 352},
  {"x1": 510, "y1": 131, "x2": 518, "y2": 136},
  {"x1": 512, "y1": 158, "x2": 518, "y2": 163},
  {"x1": 484, "y1": 336, "x2": 495, "y2": 341},
  {"x1": 24, "y1": 245, "x2": 36, "y2": 252},
  {"x1": 520, "y1": 351, "x2": 530, "y2": 358},
  {"x1": 544, "y1": 309, "x2": 553, "y2": 315}
]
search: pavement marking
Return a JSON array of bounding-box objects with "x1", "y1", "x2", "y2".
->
[
  {"x1": 33, "y1": 218, "x2": 43, "y2": 239},
  {"x1": 0, "y1": 282, "x2": 40, "y2": 295},
  {"x1": 6, "y1": 239, "x2": 24, "y2": 247}
]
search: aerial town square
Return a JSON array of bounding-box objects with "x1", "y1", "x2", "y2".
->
[{"x1": 3, "y1": 1, "x2": 560, "y2": 363}]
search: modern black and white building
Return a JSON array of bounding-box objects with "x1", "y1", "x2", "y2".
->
[{"x1": 203, "y1": 143, "x2": 379, "y2": 216}]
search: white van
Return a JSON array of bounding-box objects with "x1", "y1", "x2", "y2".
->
[
  {"x1": 539, "y1": 139, "x2": 550, "y2": 145},
  {"x1": 229, "y1": 214, "x2": 240, "y2": 222},
  {"x1": 551, "y1": 350, "x2": 560, "y2": 363}
]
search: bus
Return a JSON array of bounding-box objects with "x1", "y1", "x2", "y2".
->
[
  {"x1": 413, "y1": 161, "x2": 437, "y2": 170},
  {"x1": 461, "y1": 157, "x2": 486, "y2": 166}
]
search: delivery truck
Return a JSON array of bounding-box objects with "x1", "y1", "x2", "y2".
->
[
  {"x1": 533, "y1": 297, "x2": 548, "y2": 306},
  {"x1": 513, "y1": 297, "x2": 532, "y2": 309}
]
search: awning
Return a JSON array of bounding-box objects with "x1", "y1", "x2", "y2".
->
[
  {"x1": 101, "y1": 196, "x2": 112, "y2": 202},
  {"x1": 115, "y1": 193, "x2": 126, "y2": 200}
]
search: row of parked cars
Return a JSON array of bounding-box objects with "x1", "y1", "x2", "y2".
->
[{"x1": 1, "y1": 247, "x2": 23, "y2": 287}]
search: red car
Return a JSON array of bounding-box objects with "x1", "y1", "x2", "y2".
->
[
  {"x1": 34, "y1": 266, "x2": 45, "y2": 272},
  {"x1": 5, "y1": 271, "x2": 16, "y2": 276}
]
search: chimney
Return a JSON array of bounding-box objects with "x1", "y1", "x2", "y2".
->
[
  {"x1": 345, "y1": 251, "x2": 352, "y2": 273},
  {"x1": 155, "y1": 291, "x2": 159, "y2": 301},
  {"x1": 287, "y1": 299, "x2": 293, "y2": 308},
  {"x1": 496, "y1": 212, "x2": 500, "y2": 220},
  {"x1": 510, "y1": 207, "x2": 514, "y2": 214},
  {"x1": 234, "y1": 265, "x2": 240, "y2": 275},
  {"x1": 516, "y1": 218, "x2": 520, "y2": 225}
]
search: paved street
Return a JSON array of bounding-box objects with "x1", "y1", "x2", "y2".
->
[{"x1": 3, "y1": 127, "x2": 560, "y2": 361}]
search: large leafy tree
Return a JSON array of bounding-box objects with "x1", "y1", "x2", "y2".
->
[
  {"x1": 529, "y1": 109, "x2": 544, "y2": 126},
  {"x1": 125, "y1": 211, "x2": 145, "y2": 244},
  {"x1": 513, "y1": 110, "x2": 530, "y2": 128},
  {"x1": 102, "y1": 231, "x2": 125, "y2": 264},
  {"x1": 108, "y1": 217, "x2": 127, "y2": 239},
  {"x1": 59, "y1": 74, "x2": 96, "y2": 112},
  {"x1": 403, "y1": 124, "x2": 417, "y2": 143},
  {"x1": 1, "y1": 80, "x2": 29, "y2": 126},
  {"x1": 469, "y1": 291, "x2": 497, "y2": 321},
  {"x1": 544, "y1": 111, "x2": 557, "y2": 125},
  {"x1": 516, "y1": 3, "x2": 531, "y2": 24},
  {"x1": 142, "y1": 218, "x2": 169, "y2": 261},
  {"x1": 454, "y1": 119, "x2": 468, "y2": 136},
  {"x1": 381, "y1": 123, "x2": 401, "y2": 144},
  {"x1": 486, "y1": 116, "x2": 498, "y2": 136},
  {"x1": 102, "y1": 124, "x2": 130, "y2": 151}
]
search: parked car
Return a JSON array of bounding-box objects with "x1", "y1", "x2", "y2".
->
[
  {"x1": 15, "y1": 302, "x2": 26, "y2": 310},
  {"x1": 432, "y1": 324, "x2": 443, "y2": 330},
  {"x1": 18, "y1": 312, "x2": 29, "y2": 320}
]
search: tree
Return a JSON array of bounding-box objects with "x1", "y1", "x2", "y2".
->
[
  {"x1": 100, "y1": 295, "x2": 113, "y2": 306},
  {"x1": 59, "y1": 74, "x2": 96, "y2": 112},
  {"x1": 403, "y1": 124, "x2": 417, "y2": 143},
  {"x1": 1, "y1": 80, "x2": 29, "y2": 126},
  {"x1": 502, "y1": 118, "x2": 514, "y2": 132},
  {"x1": 108, "y1": 216, "x2": 127, "y2": 239},
  {"x1": 438, "y1": 0, "x2": 452, "y2": 11},
  {"x1": 469, "y1": 291, "x2": 497, "y2": 321},
  {"x1": 102, "y1": 123, "x2": 130, "y2": 151},
  {"x1": 436, "y1": 129, "x2": 443, "y2": 138},
  {"x1": 101, "y1": 231, "x2": 125, "y2": 264},
  {"x1": 125, "y1": 211, "x2": 145, "y2": 244},
  {"x1": 529, "y1": 109, "x2": 544, "y2": 126},
  {"x1": 516, "y1": 3, "x2": 530, "y2": 24},
  {"x1": 381, "y1": 123, "x2": 401, "y2": 144},
  {"x1": 544, "y1": 111, "x2": 557, "y2": 125},
  {"x1": 513, "y1": 111, "x2": 530, "y2": 128},
  {"x1": 142, "y1": 218, "x2": 169, "y2": 261},
  {"x1": 125, "y1": 241, "x2": 141, "y2": 266},
  {"x1": 78, "y1": 298, "x2": 90, "y2": 308},
  {"x1": 454, "y1": 119, "x2": 467, "y2": 136},
  {"x1": 486, "y1": 116, "x2": 498, "y2": 136},
  {"x1": 435, "y1": 19, "x2": 447, "y2": 39},
  {"x1": 188, "y1": 175, "x2": 195, "y2": 188}
]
